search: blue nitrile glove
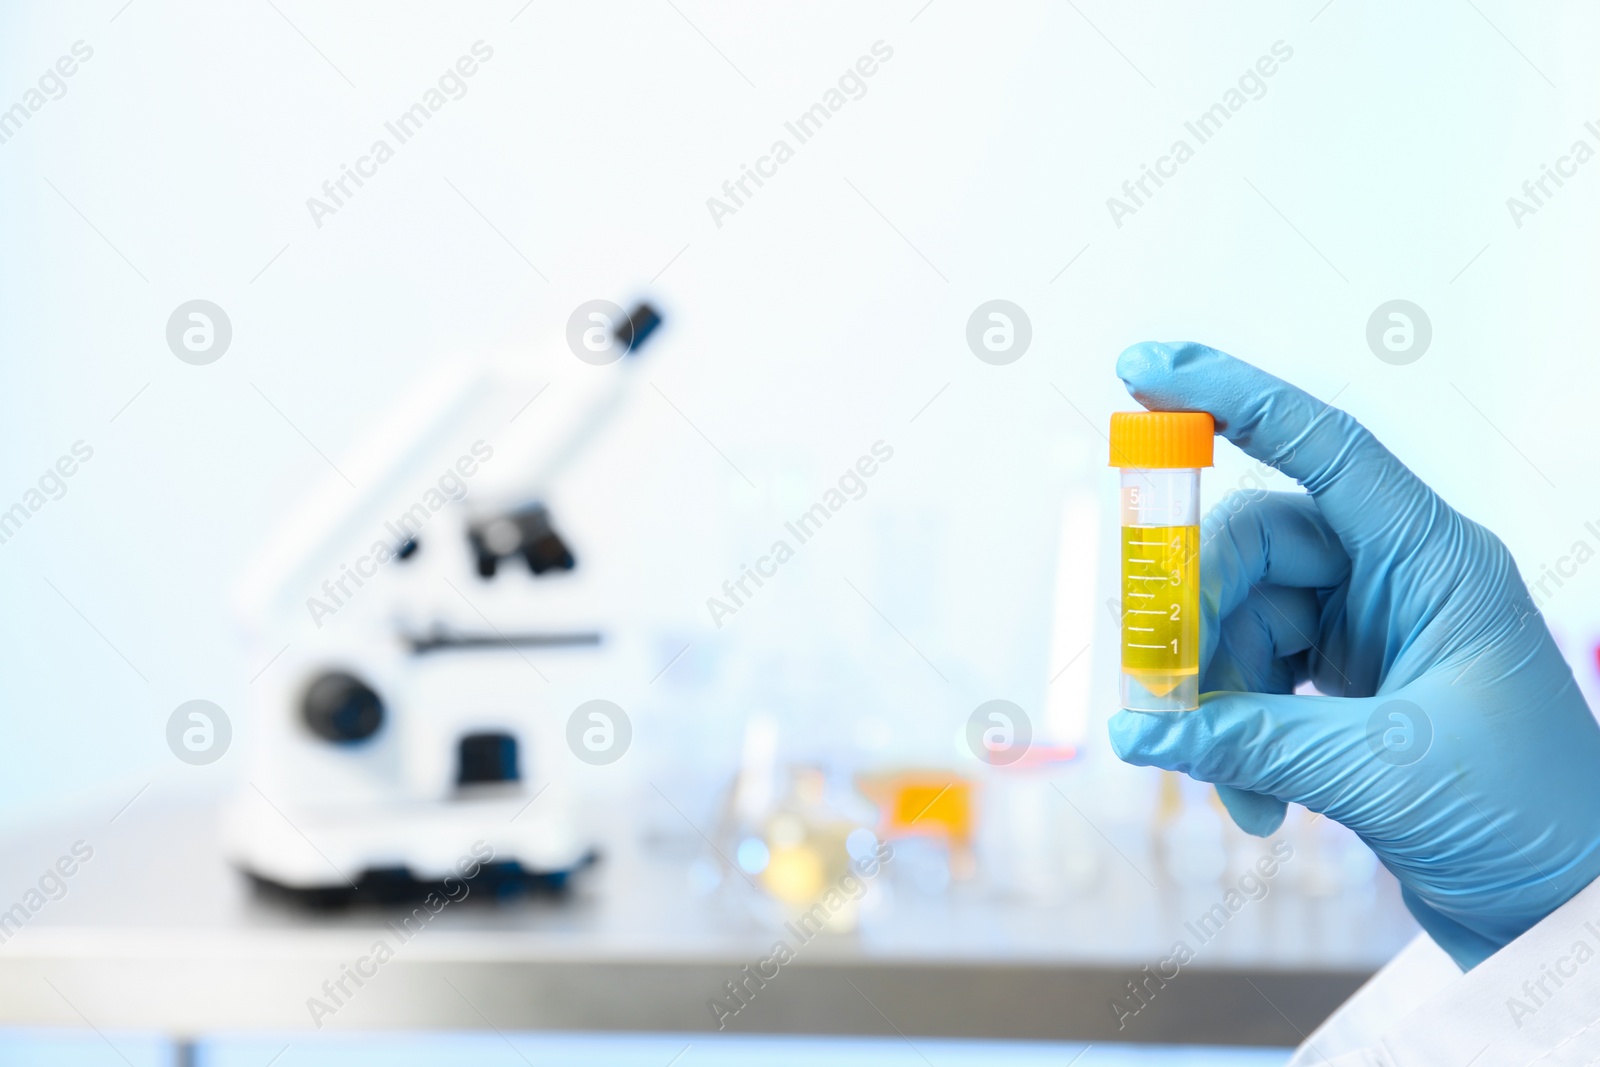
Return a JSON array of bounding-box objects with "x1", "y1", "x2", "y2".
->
[{"x1": 1107, "y1": 341, "x2": 1600, "y2": 970}]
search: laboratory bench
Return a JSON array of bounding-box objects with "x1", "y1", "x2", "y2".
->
[{"x1": 0, "y1": 778, "x2": 1417, "y2": 1050}]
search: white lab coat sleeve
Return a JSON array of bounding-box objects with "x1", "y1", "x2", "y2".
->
[
  {"x1": 1285, "y1": 935, "x2": 1461, "y2": 1067},
  {"x1": 1288, "y1": 875, "x2": 1600, "y2": 1066}
]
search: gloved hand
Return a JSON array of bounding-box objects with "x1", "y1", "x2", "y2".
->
[{"x1": 1108, "y1": 341, "x2": 1600, "y2": 970}]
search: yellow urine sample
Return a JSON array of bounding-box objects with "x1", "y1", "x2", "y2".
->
[{"x1": 1121, "y1": 524, "x2": 1199, "y2": 697}]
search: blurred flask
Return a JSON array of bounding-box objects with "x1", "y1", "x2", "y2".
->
[
  {"x1": 754, "y1": 766, "x2": 862, "y2": 931},
  {"x1": 978, "y1": 752, "x2": 1095, "y2": 902},
  {"x1": 857, "y1": 769, "x2": 976, "y2": 887}
]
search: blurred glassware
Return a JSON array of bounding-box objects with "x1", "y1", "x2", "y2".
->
[{"x1": 857, "y1": 769, "x2": 976, "y2": 882}]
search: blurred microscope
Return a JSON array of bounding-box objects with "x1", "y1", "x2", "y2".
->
[{"x1": 226, "y1": 303, "x2": 661, "y2": 904}]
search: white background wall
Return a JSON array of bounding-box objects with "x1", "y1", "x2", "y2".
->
[{"x1": 2, "y1": 0, "x2": 1598, "y2": 826}]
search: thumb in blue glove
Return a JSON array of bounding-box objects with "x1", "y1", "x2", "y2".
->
[{"x1": 1108, "y1": 341, "x2": 1600, "y2": 970}]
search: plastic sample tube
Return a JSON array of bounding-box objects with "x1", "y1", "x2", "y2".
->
[{"x1": 1109, "y1": 411, "x2": 1214, "y2": 712}]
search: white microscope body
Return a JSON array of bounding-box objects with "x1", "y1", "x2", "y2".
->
[{"x1": 225, "y1": 305, "x2": 661, "y2": 901}]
